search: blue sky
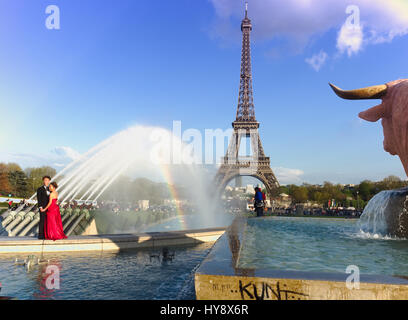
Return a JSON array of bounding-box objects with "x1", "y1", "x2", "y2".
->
[{"x1": 0, "y1": 0, "x2": 408, "y2": 185}]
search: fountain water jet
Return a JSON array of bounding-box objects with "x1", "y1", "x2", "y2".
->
[
  {"x1": 14, "y1": 125, "x2": 227, "y2": 235},
  {"x1": 359, "y1": 188, "x2": 408, "y2": 238}
]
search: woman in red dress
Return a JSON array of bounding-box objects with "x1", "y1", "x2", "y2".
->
[{"x1": 40, "y1": 182, "x2": 67, "y2": 241}]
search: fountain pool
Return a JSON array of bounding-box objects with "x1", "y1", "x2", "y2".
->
[
  {"x1": 195, "y1": 217, "x2": 408, "y2": 300},
  {"x1": 4, "y1": 216, "x2": 408, "y2": 300},
  {"x1": 238, "y1": 217, "x2": 408, "y2": 275},
  {"x1": 0, "y1": 243, "x2": 212, "y2": 299}
]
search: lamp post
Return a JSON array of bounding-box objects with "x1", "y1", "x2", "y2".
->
[{"x1": 356, "y1": 191, "x2": 359, "y2": 211}]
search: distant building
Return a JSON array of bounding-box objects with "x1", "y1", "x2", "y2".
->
[
  {"x1": 163, "y1": 199, "x2": 187, "y2": 206},
  {"x1": 138, "y1": 200, "x2": 149, "y2": 210},
  {"x1": 276, "y1": 193, "x2": 292, "y2": 208},
  {"x1": 245, "y1": 184, "x2": 255, "y2": 194},
  {"x1": 344, "y1": 184, "x2": 356, "y2": 190}
]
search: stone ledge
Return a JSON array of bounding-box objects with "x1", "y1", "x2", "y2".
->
[
  {"x1": 195, "y1": 273, "x2": 408, "y2": 300},
  {"x1": 0, "y1": 228, "x2": 225, "y2": 254}
]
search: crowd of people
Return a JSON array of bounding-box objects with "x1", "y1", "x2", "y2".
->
[
  {"x1": 5, "y1": 199, "x2": 30, "y2": 211},
  {"x1": 4, "y1": 180, "x2": 364, "y2": 224},
  {"x1": 250, "y1": 187, "x2": 363, "y2": 218},
  {"x1": 269, "y1": 206, "x2": 362, "y2": 218},
  {"x1": 4, "y1": 199, "x2": 95, "y2": 212},
  {"x1": 94, "y1": 201, "x2": 195, "y2": 216},
  {"x1": 60, "y1": 200, "x2": 95, "y2": 210}
]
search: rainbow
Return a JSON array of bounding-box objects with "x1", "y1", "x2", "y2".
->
[{"x1": 159, "y1": 163, "x2": 187, "y2": 230}]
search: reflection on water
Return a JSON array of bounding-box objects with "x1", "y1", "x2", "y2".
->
[
  {"x1": 0, "y1": 243, "x2": 212, "y2": 300},
  {"x1": 238, "y1": 217, "x2": 408, "y2": 276},
  {"x1": 32, "y1": 260, "x2": 62, "y2": 300},
  {"x1": 227, "y1": 217, "x2": 255, "y2": 277}
]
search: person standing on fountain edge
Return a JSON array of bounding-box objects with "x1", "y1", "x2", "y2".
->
[
  {"x1": 36, "y1": 176, "x2": 51, "y2": 239},
  {"x1": 40, "y1": 182, "x2": 67, "y2": 241},
  {"x1": 254, "y1": 187, "x2": 264, "y2": 217}
]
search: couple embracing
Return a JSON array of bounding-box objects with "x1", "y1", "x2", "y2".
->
[{"x1": 36, "y1": 175, "x2": 67, "y2": 241}]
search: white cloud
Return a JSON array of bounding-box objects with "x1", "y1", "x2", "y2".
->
[
  {"x1": 273, "y1": 167, "x2": 304, "y2": 185},
  {"x1": 0, "y1": 146, "x2": 81, "y2": 170},
  {"x1": 53, "y1": 146, "x2": 81, "y2": 161},
  {"x1": 209, "y1": 0, "x2": 408, "y2": 56},
  {"x1": 336, "y1": 22, "x2": 364, "y2": 56},
  {"x1": 305, "y1": 50, "x2": 328, "y2": 71}
]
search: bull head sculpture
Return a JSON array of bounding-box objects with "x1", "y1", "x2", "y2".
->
[{"x1": 330, "y1": 79, "x2": 408, "y2": 176}]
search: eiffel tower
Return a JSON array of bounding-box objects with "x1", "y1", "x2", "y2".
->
[{"x1": 214, "y1": 3, "x2": 280, "y2": 200}]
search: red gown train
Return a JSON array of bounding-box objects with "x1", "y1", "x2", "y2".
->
[{"x1": 45, "y1": 199, "x2": 67, "y2": 241}]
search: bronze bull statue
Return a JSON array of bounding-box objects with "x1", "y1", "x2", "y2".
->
[
  {"x1": 330, "y1": 80, "x2": 408, "y2": 237},
  {"x1": 330, "y1": 79, "x2": 408, "y2": 175}
]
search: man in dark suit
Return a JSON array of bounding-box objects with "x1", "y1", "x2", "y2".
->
[{"x1": 36, "y1": 175, "x2": 51, "y2": 239}]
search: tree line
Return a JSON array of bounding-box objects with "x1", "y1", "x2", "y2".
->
[
  {"x1": 0, "y1": 162, "x2": 187, "y2": 205},
  {"x1": 0, "y1": 163, "x2": 57, "y2": 198},
  {"x1": 279, "y1": 175, "x2": 408, "y2": 208},
  {"x1": 2, "y1": 160, "x2": 407, "y2": 208}
]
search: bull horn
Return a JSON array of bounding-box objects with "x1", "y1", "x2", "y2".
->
[{"x1": 329, "y1": 83, "x2": 388, "y2": 100}]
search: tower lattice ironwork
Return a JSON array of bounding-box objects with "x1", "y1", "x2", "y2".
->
[{"x1": 214, "y1": 3, "x2": 280, "y2": 200}]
